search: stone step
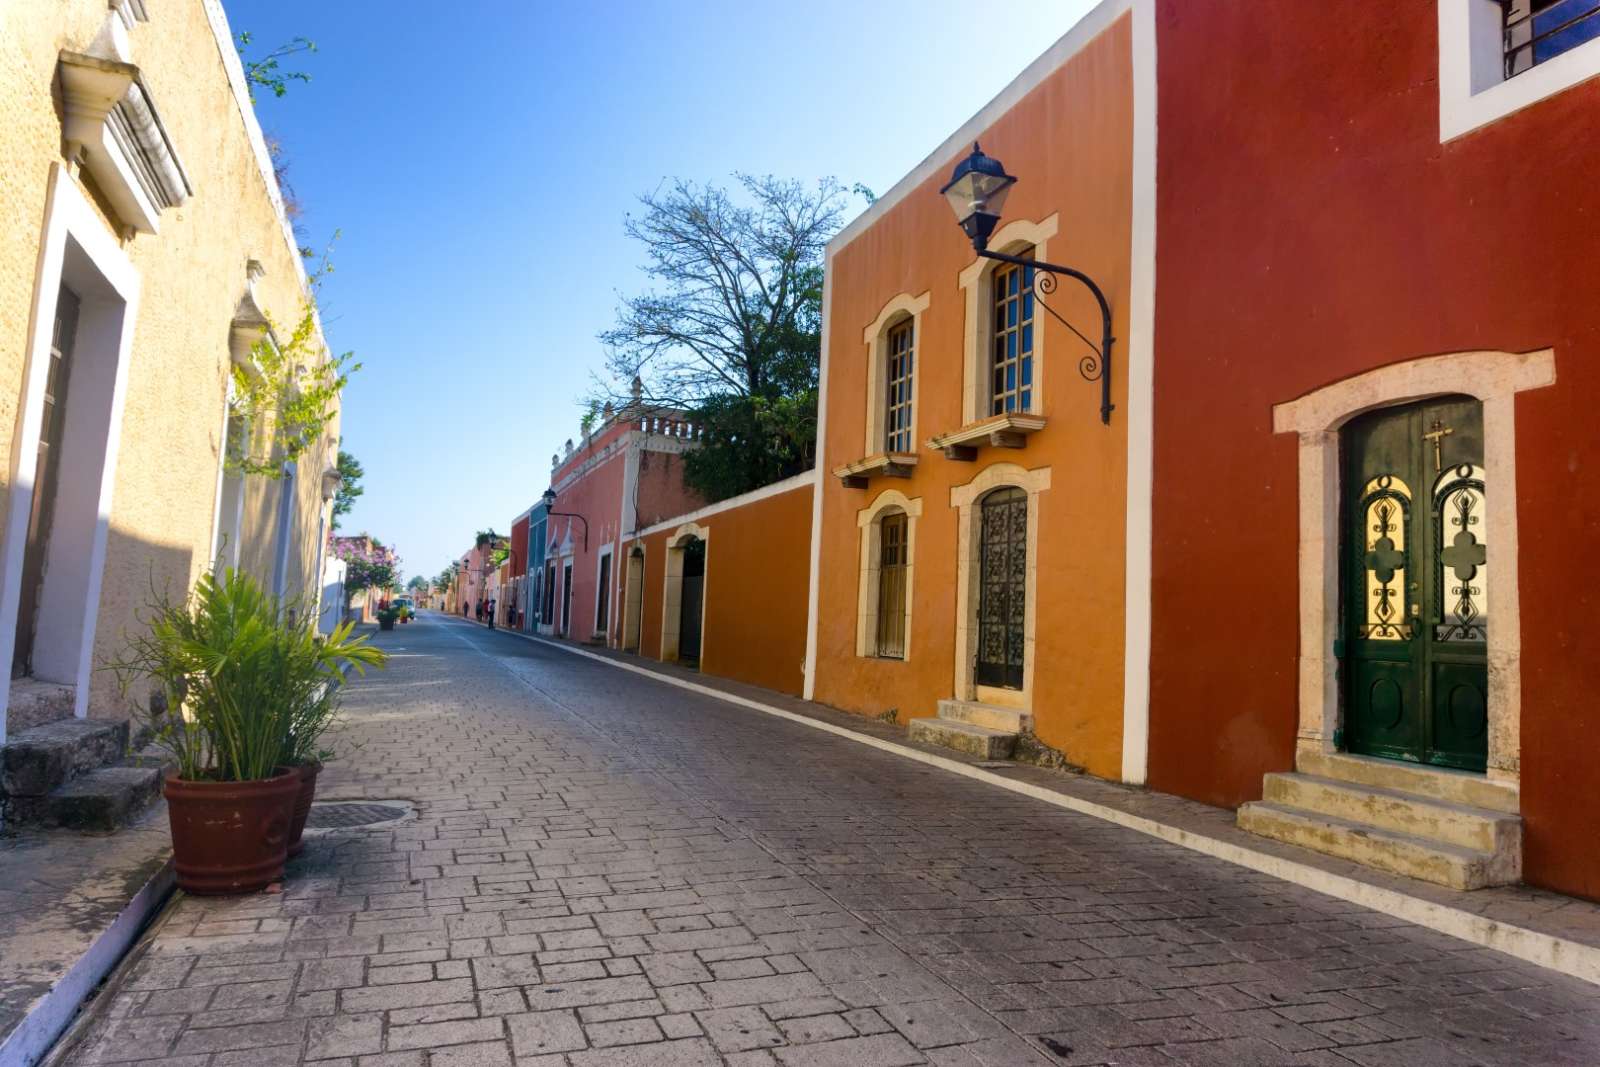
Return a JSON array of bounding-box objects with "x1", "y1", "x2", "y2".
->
[
  {"x1": 1263, "y1": 772, "x2": 1519, "y2": 854},
  {"x1": 935, "y1": 699, "x2": 1032, "y2": 734},
  {"x1": 19, "y1": 762, "x2": 167, "y2": 833},
  {"x1": 1237, "y1": 800, "x2": 1518, "y2": 890},
  {"x1": 1296, "y1": 748, "x2": 1519, "y2": 814},
  {"x1": 1, "y1": 719, "x2": 129, "y2": 798},
  {"x1": 907, "y1": 717, "x2": 1017, "y2": 759}
]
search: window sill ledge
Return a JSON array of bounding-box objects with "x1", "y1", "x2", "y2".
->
[
  {"x1": 926, "y1": 413, "x2": 1047, "y2": 460},
  {"x1": 831, "y1": 452, "x2": 918, "y2": 490}
]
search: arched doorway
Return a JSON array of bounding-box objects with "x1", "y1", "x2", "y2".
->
[
  {"x1": 1343, "y1": 395, "x2": 1487, "y2": 771},
  {"x1": 976, "y1": 486, "x2": 1028, "y2": 690},
  {"x1": 676, "y1": 537, "x2": 706, "y2": 668}
]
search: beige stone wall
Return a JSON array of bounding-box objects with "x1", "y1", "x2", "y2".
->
[{"x1": 0, "y1": 1, "x2": 340, "y2": 719}]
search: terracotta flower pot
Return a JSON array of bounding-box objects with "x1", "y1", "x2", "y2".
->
[
  {"x1": 286, "y1": 760, "x2": 322, "y2": 858},
  {"x1": 164, "y1": 768, "x2": 298, "y2": 895}
]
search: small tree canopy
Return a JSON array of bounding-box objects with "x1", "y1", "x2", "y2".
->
[{"x1": 599, "y1": 175, "x2": 860, "y2": 500}]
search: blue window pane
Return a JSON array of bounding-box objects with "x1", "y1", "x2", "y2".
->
[
  {"x1": 1007, "y1": 302, "x2": 1017, "y2": 327},
  {"x1": 1021, "y1": 324, "x2": 1032, "y2": 353},
  {"x1": 1537, "y1": 12, "x2": 1600, "y2": 62},
  {"x1": 1020, "y1": 388, "x2": 1031, "y2": 410},
  {"x1": 1008, "y1": 271, "x2": 1020, "y2": 295},
  {"x1": 1006, "y1": 364, "x2": 1016, "y2": 390},
  {"x1": 1021, "y1": 358, "x2": 1032, "y2": 386},
  {"x1": 1023, "y1": 266, "x2": 1035, "y2": 289},
  {"x1": 1007, "y1": 333, "x2": 1017, "y2": 358},
  {"x1": 1023, "y1": 293, "x2": 1033, "y2": 320}
]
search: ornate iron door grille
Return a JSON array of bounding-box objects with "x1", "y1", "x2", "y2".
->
[
  {"x1": 976, "y1": 487, "x2": 1027, "y2": 689},
  {"x1": 876, "y1": 512, "x2": 908, "y2": 658},
  {"x1": 1342, "y1": 397, "x2": 1488, "y2": 772}
]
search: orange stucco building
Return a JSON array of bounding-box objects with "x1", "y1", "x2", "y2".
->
[
  {"x1": 621, "y1": 473, "x2": 814, "y2": 697},
  {"x1": 806, "y1": 10, "x2": 1136, "y2": 779}
]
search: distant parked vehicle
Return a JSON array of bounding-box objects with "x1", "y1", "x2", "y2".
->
[{"x1": 392, "y1": 596, "x2": 414, "y2": 623}]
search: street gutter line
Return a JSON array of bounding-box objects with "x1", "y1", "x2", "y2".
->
[{"x1": 443, "y1": 615, "x2": 1600, "y2": 988}]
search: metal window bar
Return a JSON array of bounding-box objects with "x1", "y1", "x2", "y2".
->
[
  {"x1": 885, "y1": 320, "x2": 915, "y2": 453},
  {"x1": 991, "y1": 255, "x2": 1035, "y2": 415},
  {"x1": 1504, "y1": 0, "x2": 1600, "y2": 78},
  {"x1": 876, "y1": 513, "x2": 908, "y2": 659}
]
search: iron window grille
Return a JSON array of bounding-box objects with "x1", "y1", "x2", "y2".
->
[
  {"x1": 991, "y1": 254, "x2": 1035, "y2": 415},
  {"x1": 876, "y1": 512, "x2": 908, "y2": 659},
  {"x1": 885, "y1": 320, "x2": 915, "y2": 453},
  {"x1": 1504, "y1": 0, "x2": 1600, "y2": 78}
]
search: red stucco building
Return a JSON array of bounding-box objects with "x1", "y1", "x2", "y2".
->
[
  {"x1": 537, "y1": 406, "x2": 704, "y2": 645},
  {"x1": 1147, "y1": 0, "x2": 1600, "y2": 899}
]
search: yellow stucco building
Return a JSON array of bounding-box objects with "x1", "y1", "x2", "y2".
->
[{"x1": 0, "y1": 0, "x2": 342, "y2": 738}]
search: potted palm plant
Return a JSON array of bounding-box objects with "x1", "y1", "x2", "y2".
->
[{"x1": 112, "y1": 568, "x2": 384, "y2": 894}]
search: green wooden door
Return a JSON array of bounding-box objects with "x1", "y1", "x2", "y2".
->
[{"x1": 1343, "y1": 396, "x2": 1488, "y2": 771}]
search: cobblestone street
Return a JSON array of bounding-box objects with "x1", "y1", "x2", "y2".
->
[{"x1": 59, "y1": 617, "x2": 1600, "y2": 1066}]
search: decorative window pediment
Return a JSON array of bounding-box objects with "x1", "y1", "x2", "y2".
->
[{"x1": 58, "y1": 51, "x2": 191, "y2": 235}]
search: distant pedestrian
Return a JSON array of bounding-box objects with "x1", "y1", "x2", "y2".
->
[{"x1": 487, "y1": 598, "x2": 496, "y2": 630}]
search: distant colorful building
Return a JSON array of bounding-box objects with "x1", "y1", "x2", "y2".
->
[{"x1": 537, "y1": 402, "x2": 704, "y2": 644}]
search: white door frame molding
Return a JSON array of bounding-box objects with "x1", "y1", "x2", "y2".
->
[
  {"x1": 1273, "y1": 348, "x2": 1556, "y2": 786},
  {"x1": 0, "y1": 164, "x2": 142, "y2": 737}
]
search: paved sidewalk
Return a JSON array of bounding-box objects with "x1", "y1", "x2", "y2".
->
[{"x1": 54, "y1": 615, "x2": 1600, "y2": 1065}]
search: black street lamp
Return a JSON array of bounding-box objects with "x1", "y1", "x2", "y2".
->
[
  {"x1": 940, "y1": 143, "x2": 1116, "y2": 425},
  {"x1": 540, "y1": 488, "x2": 589, "y2": 551}
]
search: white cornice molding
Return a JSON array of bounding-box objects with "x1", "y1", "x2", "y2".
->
[{"x1": 58, "y1": 51, "x2": 190, "y2": 235}]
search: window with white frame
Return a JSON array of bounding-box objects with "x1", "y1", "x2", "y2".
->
[
  {"x1": 1439, "y1": 0, "x2": 1600, "y2": 140},
  {"x1": 1505, "y1": 0, "x2": 1600, "y2": 76}
]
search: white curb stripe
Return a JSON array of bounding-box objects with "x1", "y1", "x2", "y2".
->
[{"x1": 440, "y1": 615, "x2": 1600, "y2": 988}]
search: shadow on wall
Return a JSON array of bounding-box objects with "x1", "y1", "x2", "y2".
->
[{"x1": 83, "y1": 527, "x2": 195, "y2": 720}]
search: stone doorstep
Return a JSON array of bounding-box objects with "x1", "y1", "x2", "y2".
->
[
  {"x1": 5, "y1": 679, "x2": 76, "y2": 734},
  {"x1": 1298, "y1": 747, "x2": 1520, "y2": 814},
  {"x1": 1263, "y1": 771, "x2": 1520, "y2": 855},
  {"x1": 906, "y1": 717, "x2": 1016, "y2": 759},
  {"x1": 1237, "y1": 800, "x2": 1517, "y2": 891},
  {"x1": 935, "y1": 698, "x2": 1033, "y2": 734},
  {"x1": 8, "y1": 761, "x2": 168, "y2": 833},
  {"x1": 1, "y1": 719, "x2": 129, "y2": 797}
]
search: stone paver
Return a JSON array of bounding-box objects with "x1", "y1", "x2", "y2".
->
[{"x1": 55, "y1": 616, "x2": 1600, "y2": 1065}]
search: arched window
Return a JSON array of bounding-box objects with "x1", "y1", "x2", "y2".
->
[
  {"x1": 855, "y1": 490, "x2": 921, "y2": 659},
  {"x1": 876, "y1": 510, "x2": 909, "y2": 658},
  {"x1": 861, "y1": 293, "x2": 929, "y2": 457},
  {"x1": 885, "y1": 319, "x2": 915, "y2": 453}
]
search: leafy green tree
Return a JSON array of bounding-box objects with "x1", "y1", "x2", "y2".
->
[
  {"x1": 331, "y1": 449, "x2": 364, "y2": 530},
  {"x1": 599, "y1": 175, "x2": 862, "y2": 500}
]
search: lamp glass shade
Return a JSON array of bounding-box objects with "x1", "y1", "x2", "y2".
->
[{"x1": 941, "y1": 169, "x2": 1015, "y2": 227}]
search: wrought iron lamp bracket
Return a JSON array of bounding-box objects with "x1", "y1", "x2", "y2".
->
[
  {"x1": 547, "y1": 511, "x2": 589, "y2": 551},
  {"x1": 977, "y1": 247, "x2": 1115, "y2": 425}
]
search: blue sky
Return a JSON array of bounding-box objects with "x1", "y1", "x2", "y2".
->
[{"x1": 227, "y1": 0, "x2": 1095, "y2": 581}]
